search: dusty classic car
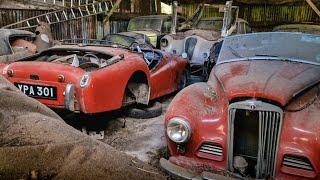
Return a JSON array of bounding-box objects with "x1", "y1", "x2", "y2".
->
[
  {"x1": 160, "y1": 17, "x2": 250, "y2": 78},
  {"x1": 273, "y1": 24, "x2": 320, "y2": 35},
  {"x1": 0, "y1": 29, "x2": 36, "y2": 63},
  {"x1": 127, "y1": 15, "x2": 186, "y2": 48},
  {"x1": 0, "y1": 24, "x2": 54, "y2": 64},
  {"x1": 0, "y1": 40, "x2": 189, "y2": 114},
  {"x1": 160, "y1": 1, "x2": 251, "y2": 79},
  {"x1": 161, "y1": 32, "x2": 320, "y2": 179}
]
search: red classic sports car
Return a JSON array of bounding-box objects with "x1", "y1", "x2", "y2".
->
[
  {"x1": 0, "y1": 40, "x2": 189, "y2": 113},
  {"x1": 161, "y1": 32, "x2": 320, "y2": 179}
]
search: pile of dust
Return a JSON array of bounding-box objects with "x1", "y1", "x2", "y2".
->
[{"x1": 0, "y1": 75, "x2": 165, "y2": 179}]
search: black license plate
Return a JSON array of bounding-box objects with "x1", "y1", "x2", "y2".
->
[{"x1": 14, "y1": 83, "x2": 57, "y2": 100}]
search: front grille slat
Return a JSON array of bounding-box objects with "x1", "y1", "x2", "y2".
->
[
  {"x1": 201, "y1": 146, "x2": 222, "y2": 152},
  {"x1": 199, "y1": 143, "x2": 223, "y2": 156},
  {"x1": 283, "y1": 156, "x2": 314, "y2": 171},
  {"x1": 271, "y1": 113, "x2": 280, "y2": 174},
  {"x1": 283, "y1": 161, "x2": 313, "y2": 170}
]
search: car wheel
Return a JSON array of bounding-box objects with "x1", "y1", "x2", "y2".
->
[
  {"x1": 179, "y1": 70, "x2": 190, "y2": 90},
  {"x1": 126, "y1": 101, "x2": 162, "y2": 119}
]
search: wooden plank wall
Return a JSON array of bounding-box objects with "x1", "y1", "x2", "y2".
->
[
  {"x1": 0, "y1": 8, "x2": 99, "y2": 40},
  {"x1": 0, "y1": 0, "x2": 160, "y2": 39},
  {"x1": 181, "y1": 3, "x2": 320, "y2": 31}
]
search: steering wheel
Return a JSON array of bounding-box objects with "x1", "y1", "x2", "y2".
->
[
  {"x1": 83, "y1": 53, "x2": 101, "y2": 66},
  {"x1": 130, "y1": 42, "x2": 156, "y2": 66}
]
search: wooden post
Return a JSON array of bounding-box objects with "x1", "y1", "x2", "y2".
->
[
  {"x1": 171, "y1": 1, "x2": 178, "y2": 34},
  {"x1": 156, "y1": 0, "x2": 161, "y2": 14},
  {"x1": 131, "y1": 0, "x2": 135, "y2": 13}
]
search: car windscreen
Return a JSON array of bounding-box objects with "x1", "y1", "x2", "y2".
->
[
  {"x1": 103, "y1": 34, "x2": 135, "y2": 47},
  {"x1": 127, "y1": 18, "x2": 162, "y2": 32},
  {"x1": 217, "y1": 32, "x2": 320, "y2": 64},
  {"x1": 196, "y1": 19, "x2": 223, "y2": 31}
]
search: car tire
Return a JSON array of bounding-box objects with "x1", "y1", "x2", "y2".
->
[
  {"x1": 126, "y1": 101, "x2": 162, "y2": 119},
  {"x1": 179, "y1": 69, "x2": 190, "y2": 90}
]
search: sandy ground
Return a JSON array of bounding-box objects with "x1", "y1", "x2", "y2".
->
[
  {"x1": 61, "y1": 95, "x2": 175, "y2": 173},
  {"x1": 60, "y1": 77, "x2": 201, "y2": 172},
  {"x1": 0, "y1": 75, "x2": 165, "y2": 179}
]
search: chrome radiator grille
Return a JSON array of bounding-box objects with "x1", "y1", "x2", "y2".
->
[{"x1": 228, "y1": 100, "x2": 283, "y2": 178}]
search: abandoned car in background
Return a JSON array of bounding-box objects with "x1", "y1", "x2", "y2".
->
[
  {"x1": 161, "y1": 32, "x2": 320, "y2": 179},
  {"x1": 0, "y1": 29, "x2": 36, "y2": 64},
  {"x1": 0, "y1": 24, "x2": 54, "y2": 64},
  {"x1": 273, "y1": 24, "x2": 320, "y2": 35},
  {"x1": 126, "y1": 15, "x2": 186, "y2": 48},
  {"x1": 160, "y1": 2, "x2": 251, "y2": 79},
  {"x1": 1, "y1": 40, "x2": 189, "y2": 114}
]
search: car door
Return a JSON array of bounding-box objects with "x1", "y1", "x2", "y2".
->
[{"x1": 149, "y1": 53, "x2": 174, "y2": 100}]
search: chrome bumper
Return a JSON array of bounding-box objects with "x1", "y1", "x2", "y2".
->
[
  {"x1": 64, "y1": 83, "x2": 75, "y2": 111},
  {"x1": 160, "y1": 158, "x2": 234, "y2": 180}
]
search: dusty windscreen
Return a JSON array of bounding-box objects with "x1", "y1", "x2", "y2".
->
[
  {"x1": 217, "y1": 32, "x2": 320, "y2": 64},
  {"x1": 196, "y1": 19, "x2": 223, "y2": 31},
  {"x1": 127, "y1": 18, "x2": 162, "y2": 32}
]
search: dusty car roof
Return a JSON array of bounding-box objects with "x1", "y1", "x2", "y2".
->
[
  {"x1": 0, "y1": 29, "x2": 35, "y2": 56},
  {"x1": 0, "y1": 29, "x2": 34, "y2": 38}
]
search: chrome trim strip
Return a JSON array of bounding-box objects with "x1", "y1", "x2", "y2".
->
[{"x1": 216, "y1": 56, "x2": 320, "y2": 66}]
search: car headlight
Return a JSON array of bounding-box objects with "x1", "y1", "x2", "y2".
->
[
  {"x1": 167, "y1": 117, "x2": 191, "y2": 143},
  {"x1": 80, "y1": 74, "x2": 90, "y2": 88},
  {"x1": 160, "y1": 38, "x2": 168, "y2": 47}
]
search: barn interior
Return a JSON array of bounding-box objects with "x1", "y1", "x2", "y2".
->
[{"x1": 0, "y1": 0, "x2": 319, "y2": 179}]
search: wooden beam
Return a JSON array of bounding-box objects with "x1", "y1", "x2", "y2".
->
[
  {"x1": 103, "y1": 0, "x2": 122, "y2": 34},
  {"x1": 156, "y1": 0, "x2": 161, "y2": 14},
  {"x1": 305, "y1": 0, "x2": 320, "y2": 18}
]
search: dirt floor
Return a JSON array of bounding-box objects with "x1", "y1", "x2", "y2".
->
[
  {"x1": 60, "y1": 95, "x2": 175, "y2": 175},
  {"x1": 0, "y1": 76, "x2": 166, "y2": 179}
]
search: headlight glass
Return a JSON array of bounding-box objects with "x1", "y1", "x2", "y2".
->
[
  {"x1": 160, "y1": 38, "x2": 168, "y2": 47},
  {"x1": 167, "y1": 117, "x2": 191, "y2": 143},
  {"x1": 80, "y1": 74, "x2": 90, "y2": 88}
]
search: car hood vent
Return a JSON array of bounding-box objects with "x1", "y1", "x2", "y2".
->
[
  {"x1": 199, "y1": 143, "x2": 223, "y2": 156},
  {"x1": 283, "y1": 155, "x2": 314, "y2": 171}
]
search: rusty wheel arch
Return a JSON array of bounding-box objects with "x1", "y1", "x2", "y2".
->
[{"x1": 122, "y1": 71, "x2": 150, "y2": 107}]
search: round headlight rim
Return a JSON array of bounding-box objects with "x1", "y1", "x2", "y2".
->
[
  {"x1": 160, "y1": 38, "x2": 168, "y2": 47},
  {"x1": 166, "y1": 117, "x2": 192, "y2": 144}
]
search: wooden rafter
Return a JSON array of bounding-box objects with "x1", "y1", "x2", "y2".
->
[{"x1": 305, "y1": 0, "x2": 320, "y2": 18}]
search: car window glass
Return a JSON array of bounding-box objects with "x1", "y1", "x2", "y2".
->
[
  {"x1": 162, "y1": 19, "x2": 172, "y2": 33},
  {"x1": 196, "y1": 20, "x2": 223, "y2": 31},
  {"x1": 128, "y1": 18, "x2": 162, "y2": 32}
]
